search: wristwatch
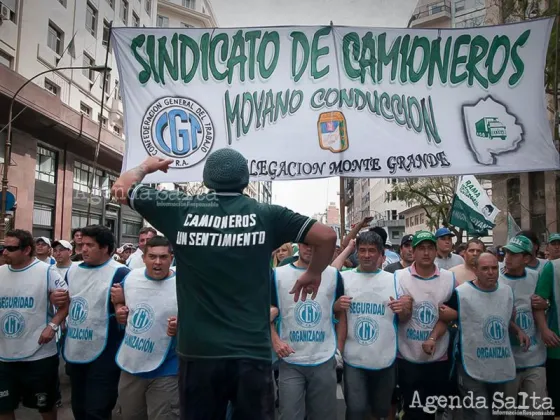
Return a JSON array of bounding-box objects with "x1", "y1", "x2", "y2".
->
[
  {"x1": 428, "y1": 337, "x2": 437, "y2": 342},
  {"x1": 48, "y1": 322, "x2": 59, "y2": 332}
]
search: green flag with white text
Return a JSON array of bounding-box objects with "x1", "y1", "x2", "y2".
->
[{"x1": 449, "y1": 176, "x2": 500, "y2": 236}]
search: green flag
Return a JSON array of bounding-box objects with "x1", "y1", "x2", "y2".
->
[{"x1": 449, "y1": 176, "x2": 499, "y2": 236}]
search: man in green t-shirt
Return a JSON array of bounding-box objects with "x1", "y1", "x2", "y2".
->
[
  {"x1": 534, "y1": 259, "x2": 560, "y2": 419},
  {"x1": 112, "y1": 149, "x2": 337, "y2": 420}
]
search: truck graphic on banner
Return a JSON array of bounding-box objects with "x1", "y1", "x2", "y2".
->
[{"x1": 475, "y1": 117, "x2": 507, "y2": 140}]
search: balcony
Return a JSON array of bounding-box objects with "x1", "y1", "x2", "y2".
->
[
  {"x1": 409, "y1": 0, "x2": 451, "y2": 28},
  {"x1": 370, "y1": 219, "x2": 406, "y2": 228}
]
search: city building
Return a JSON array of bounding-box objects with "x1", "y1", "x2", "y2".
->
[
  {"x1": 408, "y1": 0, "x2": 487, "y2": 29},
  {"x1": 156, "y1": 0, "x2": 217, "y2": 28},
  {"x1": 0, "y1": 0, "x2": 220, "y2": 245}
]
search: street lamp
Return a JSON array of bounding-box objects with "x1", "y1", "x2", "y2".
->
[{"x1": 0, "y1": 65, "x2": 111, "y2": 244}]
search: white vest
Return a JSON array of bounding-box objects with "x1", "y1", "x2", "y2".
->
[
  {"x1": 63, "y1": 260, "x2": 123, "y2": 363},
  {"x1": 499, "y1": 270, "x2": 546, "y2": 368},
  {"x1": 457, "y1": 281, "x2": 516, "y2": 383},
  {"x1": 0, "y1": 261, "x2": 52, "y2": 361},
  {"x1": 396, "y1": 267, "x2": 455, "y2": 363},
  {"x1": 116, "y1": 269, "x2": 177, "y2": 374},
  {"x1": 275, "y1": 264, "x2": 338, "y2": 365},
  {"x1": 342, "y1": 269, "x2": 397, "y2": 370},
  {"x1": 551, "y1": 260, "x2": 560, "y2": 330}
]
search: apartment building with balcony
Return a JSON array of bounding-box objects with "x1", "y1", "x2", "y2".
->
[{"x1": 0, "y1": 0, "x2": 221, "y2": 244}]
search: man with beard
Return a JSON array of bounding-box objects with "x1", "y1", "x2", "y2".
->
[
  {"x1": 63, "y1": 225, "x2": 130, "y2": 419},
  {"x1": 385, "y1": 234, "x2": 414, "y2": 273},
  {"x1": 449, "y1": 239, "x2": 485, "y2": 286},
  {"x1": 339, "y1": 231, "x2": 412, "y2": 419},
  {"x1": 270, "y1": 242, "x2": 343, "y2": 420}
]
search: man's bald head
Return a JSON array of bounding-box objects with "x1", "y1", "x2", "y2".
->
[{"x1": 474, "y1": 252, "x2": 499, "y2": 289}]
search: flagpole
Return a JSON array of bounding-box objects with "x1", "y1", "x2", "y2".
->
[{"x1": 86, "y1": 21, "x2": 112, "y2": 225}]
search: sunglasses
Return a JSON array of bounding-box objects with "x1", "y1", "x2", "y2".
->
[{"x1": 4, "y1": 245, "x2": 22, "y2": 252}]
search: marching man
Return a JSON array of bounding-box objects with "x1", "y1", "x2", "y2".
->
[
  {"x1": 112, "y1": 236, "x2": 179, "y2": 420},
  {"x1": 337, "y1": 231, "x2": 412, "y2": 420},
  {"x1": 0, "y1": 229, "x2": 69, "y2": 419},
  {"x1": 270, "y1": 241, "x2": 344, "y2": 420},
  {"x1": 499, "y1": 236, "x2": 547, "y2": 419}
]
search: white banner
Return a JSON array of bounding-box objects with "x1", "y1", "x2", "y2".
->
[{"x1": 112, "y1": 20, "x2": 559, "y2": 183}]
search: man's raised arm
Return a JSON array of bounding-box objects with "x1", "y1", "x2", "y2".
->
[{"x1": 111, "y1": 157, "x2": 174, "y2": 205}]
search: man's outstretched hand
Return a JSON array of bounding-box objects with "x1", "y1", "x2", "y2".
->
[
  {"x1": 141, "y1": 156, "x2": 174, "y2": 174},
  {"x1": 289, "y1": 271, "x2": 322, "y2": 302}
]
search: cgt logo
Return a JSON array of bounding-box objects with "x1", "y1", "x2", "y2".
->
[
  {"x1": 483, "y1": 316, "x2": 507, "y2": 345},
  {"x1": 141, "y1": 97, "x2": 215, "y2": 169},
  {"x1": 1, "y1": 311, "x2": 25, "y2": 339}
]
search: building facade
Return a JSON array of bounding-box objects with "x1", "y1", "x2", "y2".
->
[{"x1": 0, "y1": 0, "x2": 219, "y2": 245}]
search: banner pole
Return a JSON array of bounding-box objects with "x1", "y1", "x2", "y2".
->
[
  {"x1": 553, "y1": 0, "x2": 559, "y2": 145},
  {"x1": 339, "y1": 177, "x2": 346, "y2": 242}
]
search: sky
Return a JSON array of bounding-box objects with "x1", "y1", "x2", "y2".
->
[{"x1": 211, "y1": 0, "x2": 419, "y2": 217}]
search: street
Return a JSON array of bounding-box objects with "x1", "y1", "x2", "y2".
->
[{"x1": 15, "y1": 362, "x2": 347, "y2": 419}]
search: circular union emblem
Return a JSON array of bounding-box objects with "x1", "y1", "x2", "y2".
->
[
  {"x1": 1, "y1": 311, "x2": 25, "y2": 338},
  {"x1": 69, "y1": 297, "x2": 89, "y2": 326},
  {"x1": 483, "y1": 316, "x2": 507, "y2": 345},
  {"x1": 141, "y1": 96, "x2": 215, "y2": 169},
  {"x1": 412, "y1": 301, "x2": 437, "y2": 328},
  {"x1": 294, "y1": 300, "x2": 322, "y2": 328},
  {"x1": 515, "y1": 309, "x2": 533, "y2": 333},
  {"x1": 130, "y1": 303, "x2": 155, "y2": 334},
  {"x1": 354, "y1": 316, "x2": 379, "y2": 346}
]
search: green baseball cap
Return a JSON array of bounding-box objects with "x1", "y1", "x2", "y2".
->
[
  {"x1": 503, "y1": 235, "x2": 533, "y2": 254},
  {"x1": 548, "y1": 233, "x2": 560, "y2": 243},
  {"x1": 412, "y1": 231, "x2": 437, "y2": 248}
]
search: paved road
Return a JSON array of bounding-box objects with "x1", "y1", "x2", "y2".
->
[{"x1": 16, "y1": 363, "x2": 346, "y2": 419}]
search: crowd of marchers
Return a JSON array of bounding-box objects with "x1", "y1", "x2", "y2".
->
[
  {"x1": 270, "y1": 219, "x2": 560, "y2": 420},
  {"x1": 1, "y1": 214, "x2": 560, "y2": 420}
]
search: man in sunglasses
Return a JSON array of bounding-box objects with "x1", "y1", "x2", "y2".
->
[{"x1": 0, "y1": 229, "x2": 69, "y2": 419}]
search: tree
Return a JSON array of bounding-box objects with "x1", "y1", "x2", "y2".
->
[
  {"x1": 391, "y1": 177, "x2": 465, "y2": 243},
  {"x1": 489, "y1": 0, "x2": 559, "y2": 97}
]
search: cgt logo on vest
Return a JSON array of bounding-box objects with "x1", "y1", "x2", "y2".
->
[
  {"x1": 354, "y1": 316, "x2": 379, "y2": 346},
  {"x1": 1, "y1": 311, "x2": 25, "y2": 338},
  {"x1": 69, "y1": 297, "x2": 89, "y2": 326},
  {"x1": 141, "y1": 97, "x2": 215, "y2": 169},
  {"x1": 515, "y1": 309, "x2": 533, "y2": 332},
  {"x1": 130, "y1": 304, "x2": 155, "y2": 335},
  {"x1": 483, "y1": 316, "x2": 507, "y2": 345},
  {"x1": 295, "y1": 300, "x2": 322, "y2": 328},
  {"x1": 412, "y1": 301, "x2": 437, "y2": 328}
]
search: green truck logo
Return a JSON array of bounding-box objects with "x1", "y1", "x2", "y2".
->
[{"x1": 475, "y1": 117, "x2": 507, "y2": 140}]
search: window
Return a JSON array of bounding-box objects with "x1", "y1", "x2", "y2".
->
[
  {"x1": 430, "y1": 4, "x2": 443, "y2": 14},
  {"x1": 183, "y1": 0, "x2": 195, "y2": 8},
  {"x1": 47, "y1": 21, "x2": 63, "y2": 54},
  {"x1": 73, "y1": 161, "x2": 103, "y2": 195},
  {"x1": 102, "y1": 174, "x2": 117, "y2": 198},
  {"x1": 98, "y1": 113, "x2": 108, "y2": 128},
  {"x1": 132, "y1": 12, "x2": 140, "y2": 27},
  {"x1": 33, "y1": 204, "x2": 54, "y2": 238},
  {"x1": 114, "y1": 84, "x2": 121, "y2": 100},
  {"x1": 120, "y1": 0, "x2": 128, "y2": 24},
  {"x1": 181, "y1": 22, "x2": 194, "y2": 28},
  {"x1": 80, "y1": 102, "x2": 92, "y2": 117},
  {"x1": 102, "y1": 20, "x2": 110, "y2": 46},
  {"x1": 85, "y1": 2, "x2": 97, "y2": 37},
  {"x1": 391, "y1": 210, "x2": 398, "y2": 220},
  {"x1": 156, "y1": 15, "x2": 169, "y2": 27},
  {"x1": 145, "y1": 0, "x2": 151, "y2": 15},
  {"x1": 113, "y1": 125, "x2": 122, "y2": 135},
  {"x1": 72, "y1": 212, "x2": 100, "y2": 229},
  {"x1": 122, "y1": 221, "x2": 142, "y2": 236},
  {"x1": 101, "y1": 71, "x2": 110, "y2": 94},
  {"x1": 35, "y1": 146, "x2": 57, "y2": 184},
  {"x1": 0, "y1": 132, "x2": 5, "y2": 163},
  {"x1": 420, "y1": 213, "x2": 425, "y2": 224},
  {"x1": 455, "y1": 0, "x2": 465, "y2": 12},
  {"x1": 106, "y1": 0, "x2": 115, "y2": 9},
  {"x1": 415, "y1": 215, "x2": 419, "y2": 225},
  {"x1": 83, "y1": 53, "x2": 95, "y2": 80},
  {"x1": 0, "y1": 50, "x2": 13, "y2": 69},
  {"x1": 44, "y1": 79, "x2": 60, "y2": 96},
  {"x1": 391, "y1": 231, "x2": 400, "y2": 240}
]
